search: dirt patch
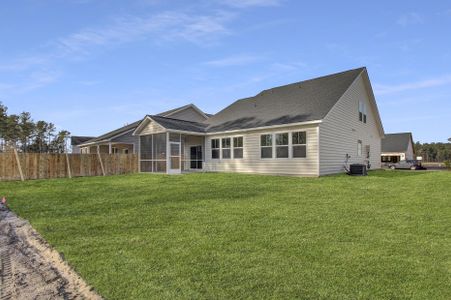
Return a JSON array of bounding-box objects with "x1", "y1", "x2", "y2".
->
[{"x1": 0, "y1": 204, "x2": 102, "y2": 299}]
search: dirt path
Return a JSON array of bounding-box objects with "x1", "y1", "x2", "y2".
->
[{"x1": 0, "y1": 204, "x2": 102, "y2": 299}]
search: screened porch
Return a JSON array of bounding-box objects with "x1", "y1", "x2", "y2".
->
[{"x1": 139, "y1": 132, "x2": 204, "y2": 174}]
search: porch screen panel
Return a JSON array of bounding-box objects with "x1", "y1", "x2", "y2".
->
[
  {"x1": 139, "y1": 133, "x2": 167, "y2": 173},
  {"x1": 140, "y1": 135, "x2": 153, "y2": 159},
  {"x1": 153, "y1": 133, "x2": 167, "y2": 160},
  {"x1": 152, "y1": 133, "x2": 167, "y2": 173}
]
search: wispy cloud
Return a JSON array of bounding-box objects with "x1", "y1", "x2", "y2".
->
[
  {"x1": 219, "y1": 0, "x2": 282, "y2": 8},
  {"x1": 374, "y1": 75, "x2": 451, "y2": 95},
  {"x1": 57, "y1": 11, "x2": 233, "y2": 57},
  {"x1": 397, "y1": 12, "x2": 423, "y2": 26},
  {"x1": 205, "y1": 54, "x2": 264, "y2": 67},
  {"x1": 0, "y1": 9, "x2": 235, "y2": 93}
]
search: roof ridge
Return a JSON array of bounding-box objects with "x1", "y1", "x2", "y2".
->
[
  {"x1": 150, "y1": 115, "x2": 208, "y2": 126},
  {"x1": 257, "y1": 67, "x2": 366, "y2": 96}
]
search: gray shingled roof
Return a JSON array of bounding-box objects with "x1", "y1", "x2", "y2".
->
[
  {"x1": 71, "y1": 136, "x2": 95, "y2": 146},
  {"x1": 150, "y1": 115, "x2": 208, "y2": 133},
  {"x1": 205, "y1": 67, "x2": 365, "y2": 132},
  {"x1": 382, "y1": 133, "x2": 413, "y2": 153},
  {"x1": 83, "y1": 120, "x2": 142, "y2": 144},
  {"x1": 79, "y1": 104, "x2": 208, "y2": 145}
]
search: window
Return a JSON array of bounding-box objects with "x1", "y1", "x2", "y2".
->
[
  {"x1": 359, "y1": 101, "x2": 367, "y2": 123},
  {"x1": 222, "y1": 138, "x2": 231, "y2": 159},
  {"x1": 276, "y1": 133, "x2": 289, "y2": 158},
  {"x1": 261, "y1": 134, "x2": 273, "y2": 158},
  {"x1": 292, "y1": 131, "x2": 307, "y2": 158},
  {"x1": 211, "y1": 139, "x2": 220, "y2": 159},
  {"x1": 233, "y1": 137, "x2": 243, "y2": 159},
  {"x1": 357, "y1": 140, "x2": 362, "y2": 157}
]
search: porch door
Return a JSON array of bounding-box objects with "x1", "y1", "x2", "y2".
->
[
  {"x1": 190, "y1": 145, "x2": 202, "y2": 169},
  {"x1": 169, "y1": 142, "x2": 181, "y2": 174}
]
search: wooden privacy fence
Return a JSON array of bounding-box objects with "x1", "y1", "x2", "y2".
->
[{"x1": 0, "y1": 152, "x2": 138, "y2": 181}]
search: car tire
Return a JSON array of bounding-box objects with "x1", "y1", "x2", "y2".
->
[
  {"x1": 410, "y1": 166, "x2": 416, "y2": 170},
  {"x1": 390, "y1": 165, "x2": 396, "y2": 170}
]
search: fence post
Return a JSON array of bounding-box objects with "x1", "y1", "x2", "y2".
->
[
  {"x1": 97, "y1": 146, "x2": 106, "y2": 176},
  {"x1": 65, "y1": 153, "x2": 72, "y2": 179},
  {"x1": 13, "y1": 148, "x2": 25, "y2": 181}
]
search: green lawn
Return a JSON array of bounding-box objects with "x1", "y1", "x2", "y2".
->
[{"x1": 1, "y1": 171, "x2": 450, "y2": 299}]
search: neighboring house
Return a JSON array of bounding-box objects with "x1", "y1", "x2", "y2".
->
[
  {"x1": 381, "y1": 132, "x2": 415, "y2": 163},
  {"x1": 77, "y1": 104, "x2": 210, "y2": 154},
  {"x1": 71, "y1": 136, "x2": 95, "y2": 153},
  {"x1": 130, "y1": 67, "x2": 384, "y2": 176}
]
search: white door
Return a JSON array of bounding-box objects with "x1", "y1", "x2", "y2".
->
[{"x1": 168, "y1": 142, "x2": 181, "y2": 174}]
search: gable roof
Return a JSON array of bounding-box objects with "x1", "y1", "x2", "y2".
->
[
  {"x1": 71, "y1": 136, "x2": 95, "y2": 146},
  {"x1": 382, "y1": 133, "x2": 414, "y2": 153},
  {"x1": 78, "y1": 104, "x2": 209, "y2": 146},
  {"x1": 147, "y1": 115, "x2": 208, "y2": 133},
  {"x1": 81, "y1": 120, "x2": 142, "y2": 145},
  {"x1": 157, "y1": 103, "x2": 209, "y2": 120},
  {"x1": 205, "y1": 67, "x2": 365, "y2": 132}
]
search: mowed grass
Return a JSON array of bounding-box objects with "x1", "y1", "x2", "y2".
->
[{"x1": 1, "y1": 171, "x2": 450, "y2": 299}]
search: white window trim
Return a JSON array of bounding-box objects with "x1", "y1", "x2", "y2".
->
[
  {"x1": 221, "y1": 137, "x2": 231, "y2": 159},
  {"x1": 292, "y1": 131, "x2": 307, "y2": 159},
  {"x1": 211, "y1": 138, "x2": 220, "y2": 160},
  {"x1": 260, "y1": 130, "x2": 308, "y2": 160},
  {"x1": 275, "y1": 132, "x2": 289, "y2": 159},
  {"x1": 260, "y1": 134, "x2": 273, "y2": 159},
  {"x1": 232, "y1": 136, "x2": 244, "y2": 159}
]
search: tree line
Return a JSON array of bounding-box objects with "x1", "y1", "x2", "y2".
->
[
  {"x1": 414, "y1": 140, "x2": 451, "y2": 162},
  {"x1": 0, "y1": 102, "x2": 70, "y2": 153}
]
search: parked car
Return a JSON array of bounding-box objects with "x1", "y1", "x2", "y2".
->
[{"x1": 388, "y1": 160, "x2": 426, "y2": 170}]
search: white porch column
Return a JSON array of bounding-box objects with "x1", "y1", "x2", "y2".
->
[{"x1": 109, "y1": 142, "x2": 112, "y2": 154}]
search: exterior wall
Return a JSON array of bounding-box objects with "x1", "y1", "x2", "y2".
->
[
  {"x1": 140, "y1": 119, "x2": 166, "y2": 135},
  {"x1": 319, "y1": 74, "x2": 383, "y2": 175},
  {"x1": 204, "y1": 124, "x2": 319, "y2": 176},
  {"x1": 405, "y1": 141, "x2": 414, "y2": 160},
  {"x1": 72, "y1": 145, "x2": 81, "y2": 154},
  {"x1": 111, "y1": 130, "x2": 138, "y2": 153},
  {"x1": 166, "y1": 107, "x2": 207, "y2": 123}
]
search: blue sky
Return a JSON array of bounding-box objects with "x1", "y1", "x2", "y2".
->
[{"x1": 1, "y1": 0, "x2": 450, "y2": 142}]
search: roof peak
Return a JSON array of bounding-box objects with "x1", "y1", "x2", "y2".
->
[{"x1": 257, "y1": 67, "x2": 366, "y2": 96}]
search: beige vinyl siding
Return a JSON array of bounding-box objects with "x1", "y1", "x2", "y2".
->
[
  {"x1": 166, "y1": 107, "x2": 207, "y2": 123},
  {"x1": 204, "y1": 124, "x2": 319, "y2": 176},
  {"x1": 139, "y1": 119, "x2": 166, "y2": 135},
  {"x1": 319, "y1": 74, "x2": 382, "y2": 175}
]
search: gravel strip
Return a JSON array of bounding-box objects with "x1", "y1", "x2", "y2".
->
[{"x1": 0, "y1": 204, "x2": 102, "y2": 299}]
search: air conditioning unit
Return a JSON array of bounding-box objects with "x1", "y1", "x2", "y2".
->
[{"x1": 349, "y1": 164, "x2": 367, "y2": 176}]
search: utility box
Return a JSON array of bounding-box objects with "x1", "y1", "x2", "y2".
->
[{"x1": 349, "y1": 164, "x2": 367, "y2": 176}]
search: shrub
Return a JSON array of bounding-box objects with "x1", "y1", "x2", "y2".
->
[{"x1": 444, "y1": 160, "x2": 451, "y2": 170}]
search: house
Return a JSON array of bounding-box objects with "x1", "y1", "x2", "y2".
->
[
  {"x1": 77, "y1": 104, "x2": 210, "y2": 154},
  {"x1": 71, "y1": 136, "x2": 95, "y2": 153},
  {"x1": 381, "y1": 132, "x2": 415, "y2": 163},
  {"x1": 78, "y1": 67, "x2": 384, "y2": 176}
]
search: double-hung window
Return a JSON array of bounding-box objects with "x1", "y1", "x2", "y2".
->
[
  {"x1": 261, "y1": 134, "x2": 273, "y2": 158},
  {"x1": 359, "y1": 101, "x2": 367, "y2": 123},
  {"x1": 211, "y1": 139, "x2": 220, "y2": 159},
  {"x1": 275, "y1": 133, "x2": 289, "y2": 158},
  {"x1": 222, "y1": 138, "x2": 231, "y2": 159},
  {"x1": 292, "y1": 131, "x2": 307, "y2": 158},
  {"x1": 233, "y1": 137, "x2": 243, "y2": 159}
]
